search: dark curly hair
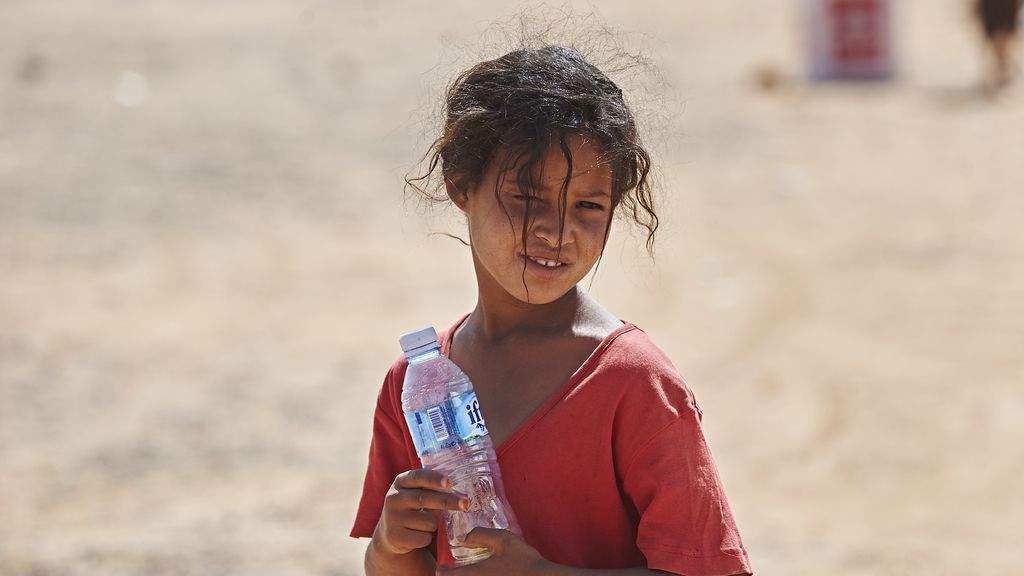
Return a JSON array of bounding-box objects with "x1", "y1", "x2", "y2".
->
[{"x1": 408, "y1": 45, "x2": 658, "y2": 256}]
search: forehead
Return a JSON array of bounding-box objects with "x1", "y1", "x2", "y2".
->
[{"x1": 498, "y1": 134, "x2": 612, "y2": 184}]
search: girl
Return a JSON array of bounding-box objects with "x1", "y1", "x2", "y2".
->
[{"x1": 350, "y1": 45, "x2": 753, "y2": 576}]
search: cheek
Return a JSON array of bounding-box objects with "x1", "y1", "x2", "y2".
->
[
  {"x1": 485, "y1": 205, "x2": 527, "y2": 242},
  {"x1": 578, "y1": 216, "x2": 611, "y2": 249},
  {"x1": 472, "y1": 204, "x2": 523, "y2": 251}
]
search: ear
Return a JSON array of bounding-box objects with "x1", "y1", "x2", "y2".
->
[{"x1": 445, "y1": 174, "x2": 470, "y2": 212}]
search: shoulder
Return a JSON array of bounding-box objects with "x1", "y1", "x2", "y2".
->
[
  {"x1": 596, "y1": 326, "x2": 712, "y2": 477},
  {"x1": 589, "y1": 324, "x2": 701, "y2": 420},
  {"x1": 593, "y1": 325, "x2": 685, "y2": 387},
  {"x1": 371, "y1": 354, "x2": 407, "y2": 425},
  {"x1": 598, "y1": 325, "x2": 678, "y2": 373}
]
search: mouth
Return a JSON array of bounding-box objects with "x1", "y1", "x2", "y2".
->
[
  {"x1": 521, "y1": 253, "x2": 571, "y2": 278},
  {"x1": 525, "y1": 255, "x2": 567, "y2": 269}
]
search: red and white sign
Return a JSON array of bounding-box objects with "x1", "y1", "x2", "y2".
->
[{"x1": 805, "y1": 0, "x2": 894, "y2": 79}]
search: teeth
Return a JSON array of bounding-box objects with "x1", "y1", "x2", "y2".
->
[{"x1": 529, "y1": 256, "x2": 562, "y2": 268}]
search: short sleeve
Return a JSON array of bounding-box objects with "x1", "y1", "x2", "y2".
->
[
  {"x1": 349, "y1": 364, "x2": 418, "y2": 538},
  {"x1": 621, "y1": 402, "x2": 753, "y2": 576}
]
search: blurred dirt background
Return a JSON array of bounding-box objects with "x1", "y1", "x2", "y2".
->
[{"x1": 1, "y1": 1, "x2": 1022, "y2": 575}]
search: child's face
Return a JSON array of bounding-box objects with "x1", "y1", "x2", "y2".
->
[{"x1": 451, "y1": 134, "x2": 614, "y2": 305}]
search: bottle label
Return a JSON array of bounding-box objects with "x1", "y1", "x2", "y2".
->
[{"x1": 404, "y1": 391, "x2": 489, "y2": 456}]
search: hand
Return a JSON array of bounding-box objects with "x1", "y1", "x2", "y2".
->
[
  {"x1": 436, "y1": 528, "x2": 553, "y2": 576},
  {"x1": 372, "y1": 468, "x2": 470, "y2": 557}
]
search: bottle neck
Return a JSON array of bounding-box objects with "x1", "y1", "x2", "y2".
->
[{"x1": 405, "y1": 346, "x2": 441, "y2": 363}]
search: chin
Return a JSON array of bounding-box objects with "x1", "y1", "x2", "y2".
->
[
  {"x1": 514, "y1": 294, "x2": 560, "y2": 306},
  {"x1": 508, "y1": 284, "x2": 574, "y2": 306}
]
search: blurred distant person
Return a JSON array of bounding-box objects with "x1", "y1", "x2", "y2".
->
[{"x1": 975, "y1": 0, "x2": 1023, "y2": 90}]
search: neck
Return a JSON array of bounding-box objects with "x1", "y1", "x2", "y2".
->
[{"x1": 467, "y1": 286, "x2": 585, "y2": 342}]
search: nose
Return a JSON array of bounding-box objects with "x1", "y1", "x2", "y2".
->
[{"x1": 528, "y1": 202, "x2": 565, "y2": 247}]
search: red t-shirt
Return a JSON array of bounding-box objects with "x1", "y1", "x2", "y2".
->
[{"x1": 350, "y1": 317, "x2": 753, "y2": 575}]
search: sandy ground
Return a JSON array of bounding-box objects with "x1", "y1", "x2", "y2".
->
[{"x1": 2, "y1": 1, "x2": 1023, "y2": 575}]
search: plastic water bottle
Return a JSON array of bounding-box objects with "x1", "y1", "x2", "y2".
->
[{"x1": 399, "y1": 327, "x2": 519, "y2": 566}]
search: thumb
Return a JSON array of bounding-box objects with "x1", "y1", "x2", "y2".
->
[{"x1": 462, "y1": 527, "x2": 510, "y2": 553}]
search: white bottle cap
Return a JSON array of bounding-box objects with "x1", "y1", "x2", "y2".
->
[{"x1": 399, "y1": 327, "x2": 440, "y2": 358}]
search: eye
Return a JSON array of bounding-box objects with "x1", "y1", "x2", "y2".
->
[
  {"x1": 513, "y1": 194, "x2": 541, "y2": 203},
  {"x1": 577, "y1": 201, "x2": 605, "y2": 211}
]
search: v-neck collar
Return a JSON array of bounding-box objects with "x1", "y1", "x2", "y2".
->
[{"x1": 440, "y1": 313, "x2": 638, "y2": 458}]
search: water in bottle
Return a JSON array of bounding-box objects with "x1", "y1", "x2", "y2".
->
[{"x1": 399, "y1": 327, "x2": 519, "y2": 566}]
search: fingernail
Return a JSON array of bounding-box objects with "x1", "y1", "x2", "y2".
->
[
  {"x1": 460, "y1": 498, "x2": 470, "y2": 511},
  {"x1": 443, "y1": 477, "x2": 452, "y2": 489}
]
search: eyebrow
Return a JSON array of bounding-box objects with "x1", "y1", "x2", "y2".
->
[{"x1": 507, "y1": 178, "x2": 610, "y2": 198}]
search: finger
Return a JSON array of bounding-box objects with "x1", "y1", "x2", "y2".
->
[
  {"x1": 402, "y1": 488, "x2": 470, "y2": 512},
  {"x1": 396, "y1": 468, "x2": 451, "y2": 490},
  {"x1": 462, "y1": 527, "x2": 509, "y2": 553},
  {"x1": 395, "y1": 527, "x2": 434, "y2": 551},
  {"x1": 400, "y1": 508, "x2": 441, "y2": 532}
]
